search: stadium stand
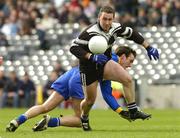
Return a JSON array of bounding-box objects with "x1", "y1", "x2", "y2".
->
[
  {"x1": 1, "y1": 24, "x2": 179, "y2": 86},
  {"x1": 0, "y1": 0, "x2": 179, "y2": 107}
]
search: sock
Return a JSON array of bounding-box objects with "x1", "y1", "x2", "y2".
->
[
  {"x1": 127, "y1": 102, "x2": 138, "y2": 114},
  {"x1": 81, "y1": 114, "x2": 89, "y2": 121},
  {"x1": 48, "y1": 117, "x2": 60, "y2": 127},
  {"x1": 115, "y1": 107, "x2": 123, "y2": 114},
  {"x1": 17, "y1": 114, "x2": 27, "y2": 125}
]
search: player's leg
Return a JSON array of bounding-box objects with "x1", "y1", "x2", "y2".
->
[
  {"x1": 103, "y1": 60, "x2": 151, "y2": 120},
  {"x1": 33, "y1": 70, "x2": 83, "y2": 131},
  {"x1": 80, "y1": 80, "x2": 98, "y2": 131},
  {"x1": 80, "y1": 81, "x2": 98, "y2": 116},
  {"x1": 33, "y1": 98, "x2": 82, "y2": 131},
  {"x1": 100, "y1": 80, "x2": 131, "y2": 122},
  {"x1": 58, "y1": 98, "x2": 82, "y2": 127},
  {"x1": 25, "y1": 91, "x2": 64, "y2": 118},
  {"x1": 6, "y1": 91, "x2": 64, "y2": 132},
  {"x1": 104, "y1": 60, "x2": 134, "y2": 103}
]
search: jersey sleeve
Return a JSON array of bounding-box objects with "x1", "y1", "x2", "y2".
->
[
  {"x1": 100, "y1": 80, "x2": 120, "y2": 111},
  {"x1": 70, "y1": 26, "x2": 93, "y2": 61},
  {"x1": 112, "y1": 23, "x2": 144, "y2": 45}
]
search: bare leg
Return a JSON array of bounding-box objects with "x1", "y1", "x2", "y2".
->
[
  {"x1": 80, "y1": 81, "x2": 98, "y2": 116},
  {"x1": 6, "y1": 91, "x2": 65, "y2": 132},
  {"x1": 104, "y1": 60, "x2": 135, "y2": 104},
  {"x1": 103, "y1": 60, "x2": 151, "y2": 120},
  {"x1": 25, "y1": 91, "x2": 64, "y2": 119},
  {"x1": 60, "y1": 98, "x2": 82, "y2": 127}
]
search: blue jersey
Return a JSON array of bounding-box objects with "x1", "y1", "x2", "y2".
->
[{"x1": 51, "y1": 53, "x2": 120, "y2": 110}]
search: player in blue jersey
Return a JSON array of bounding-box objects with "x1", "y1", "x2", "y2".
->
[{"x1": 6, "y1": 46, "x2": 138, "y2": 132}]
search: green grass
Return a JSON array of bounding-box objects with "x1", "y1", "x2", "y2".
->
[{"x1": 0, "y1": 108, "x2": 180, "y2": 138}]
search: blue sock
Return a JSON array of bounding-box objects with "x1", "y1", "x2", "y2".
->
[
  {"x1": 48, "y1": 118, "x2": 60, "y2": 127},
  {"x1": 17, "y1": 114, "x2": 27, "y2": 125}
]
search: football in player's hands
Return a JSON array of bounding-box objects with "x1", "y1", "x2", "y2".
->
[{"x1": 88, "y1": 35, "x2": 108, "y2": 54}]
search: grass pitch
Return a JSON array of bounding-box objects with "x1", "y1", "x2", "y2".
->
[{"x1": 0, "y1": 108, "x2": 180, "y2": 138}]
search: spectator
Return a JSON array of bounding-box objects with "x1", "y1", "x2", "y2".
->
[
  {"x1": 172, "y1": 0, "x2": 180, "y2": 25},
  {"x1": 73, "y1": 6, "x2": 91, "y2": 25},
  {"x1": 0, "y1": 70, "x2": 9, "y2": 108},
  {"x1": 136, "y1": 8, "x2": 148, "y2": 27},
  {"x1": 120, "y1": 12, "x2": 136, "y2": 29},
  {"x1": 0, "y1": 12, "x2": 5, "y2": 28},
  {"x1": 148, "y1": 10, "x2": 160, "y2": 26},
  {"x1": 0, "y1": 32, "x2": 9, "y2": 46},
  {"x1": 19, "y1": 72, "x2": 36, "y2": 107},
  {"x1": 43, "y1": 70, "x2": 58, "y2": 100},
  {"x1": 81, "y1": 0, "x2": 96, "y2": 20},
  {"x1": 2, "y1": 71, "x2": 22, "y2": 108},
  {"x1": 18, "y1": 19, "x2": 32, "y2": 36},
  {"x1": 0, "y1": 0, "x2": 12, "y2": 18},
  {"x1": 48, "y1": 3, "x2": 59, "y2": 19},
  {"x1": 40, "y1": 11, "x2": 55, "y2": 30},
  {"x1": 159, "y1": 6, "x2": 173, "y2": 27},
  {"x1": 58, "y1": 3, "x2": 69, "y2": 24},
  {"x1": 1, "y1": 10, "x2": 19, "y2": 36},
  {"x1": 53, "y1": 60, "x2": 66, "y2": 76}
]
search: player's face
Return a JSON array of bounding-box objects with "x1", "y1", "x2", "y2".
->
[
  {"x1": 98, "y1": 12, "x2": 114, "y2": 32},
  {"x1": 119, "y1": 53, "x2": 135, "y2": 69}
]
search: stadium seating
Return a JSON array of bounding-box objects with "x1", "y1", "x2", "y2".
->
[{"x1": 2, "y1": 23, "x2": 180, "y2": 85}]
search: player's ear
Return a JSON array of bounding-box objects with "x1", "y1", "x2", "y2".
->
[
  {"x1": 119, "y1": 54, "x2": 126, "y2": 64},
  {"x1": 122, "y1": 54, "x2": 126, "y2": 61}
]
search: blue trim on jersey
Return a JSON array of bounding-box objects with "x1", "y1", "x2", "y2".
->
[{"x1": 99, "y1": 80, "x2": 120, "y2": 111}]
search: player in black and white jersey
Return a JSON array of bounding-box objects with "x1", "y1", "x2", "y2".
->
[{"x1": 70, "y1": 5, "x2": 159, "y2": 131}]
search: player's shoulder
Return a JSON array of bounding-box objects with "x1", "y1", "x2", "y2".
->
[
  {"x1": 86, "y1": 22, "x2": 99, "y2": 33},
  {"x1": 111, "y1": 22, "x2": 122, "y2": 29},
  {"x1": 78, "y1": 22, "x2": 100, "y2": 40}
]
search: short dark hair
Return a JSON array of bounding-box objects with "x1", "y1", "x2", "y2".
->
[
  {"x1": 115, "y1": 46, "x2": 136, "y2": 58},
  {"x1": 99, "y1": 6, "x2": 115, "y2": 17}
]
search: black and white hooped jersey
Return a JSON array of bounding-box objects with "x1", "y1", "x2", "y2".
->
[{"x1": 70, "y1": 22, "x2": 144, "y2": 60}]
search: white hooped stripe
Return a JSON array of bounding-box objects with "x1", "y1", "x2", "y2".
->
[
  {"x1": 75, "y1": 38, "x2": 89, "y2": 45},
  {"x1": 81, "y1": 73, "x2": 87, "y2": 94},
  {"x1": 122, "y1": 27, "x2": 133, "y2": 38}
]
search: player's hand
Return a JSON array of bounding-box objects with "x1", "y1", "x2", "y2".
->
[
  {"x1": 146, "y1": 46, "x2": 159, "y2": 60},
  {"x1": 89, "y1": 54, "x2": 108, "y2": 65}
]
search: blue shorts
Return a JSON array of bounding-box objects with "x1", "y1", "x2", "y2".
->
[{"x1": 51, "y1": 67, "x2": 84, "y2": 100}]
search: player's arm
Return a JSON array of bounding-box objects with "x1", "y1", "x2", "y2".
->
[
  {"x1": 70, "y1": 40, "x2": 91, "y2": 60},
  {"x1": 70, "y1": 30, "x2": 93, "y2": 60},
  {"x1": 70, "y1": 33, "x2": 108, "y2": 65},
  {"x1": 99, "y1": 80, "x2": 123, "y2": 113},
  {"x1": 115, "y1": 24, "x2": 159, "y2": 60}
]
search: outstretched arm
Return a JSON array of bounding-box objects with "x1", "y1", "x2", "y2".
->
[
  {"x1": 100, "y1": 80, "x2": 132, "y2": 121},
  {"x1": 100, "y1": 80, "x2": 122, "y2": 113},
  {"x1": 115, "y1": 24, "x2": 159, "y2": 60}
]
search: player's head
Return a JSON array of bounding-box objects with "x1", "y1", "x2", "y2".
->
[
  {"x1": 98, "y1": 6, "x2": 115, "y2": 32},
  {"x1": 115, "y1": 46, "x2": 136, "y2": 69}
]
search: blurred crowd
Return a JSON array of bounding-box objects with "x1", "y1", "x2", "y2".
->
[
  {"x1": 0, "y1": 60, "x2": 66, "y2": 108},
  {"x1": 0, "y1": 0, "x2": 179, "y2": 48},
  {"x1": 0, "y1": 0, "x2": 179, "y2": 38}
]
